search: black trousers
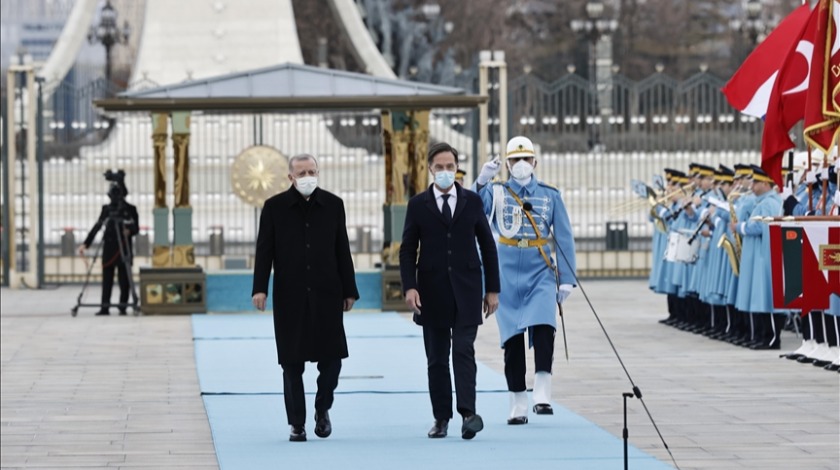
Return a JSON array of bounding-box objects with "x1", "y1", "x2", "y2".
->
[
  {"x1": 503, "y1": 324, "x2": 555, "y2": 392},
  {"x1": 422, "y1": 324, "x2": 478, "y2": 421},
  {"x1": 101, "y1": 250, "x2": 130, "y2": 311},
  {"x1": 281, "y1": 359, "x2": 341, "y2": 426}
]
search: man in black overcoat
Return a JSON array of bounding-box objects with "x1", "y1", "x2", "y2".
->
[
  {"x1": 252, "y1": 154, "x2": 359, "y2": 442},
  {"x1": 400, "y1": 142, "x2": 500, "y2": 440},
  {"x1": 79, "y1": 181, "x2": 139, "y2": 315}
]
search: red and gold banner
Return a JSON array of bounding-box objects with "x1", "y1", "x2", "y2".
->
[
  {"x1": 804, "y1": 0, "x2": 840, "y2": 153},
  {"x1": 769, "y1": 219, "x2": 840, "y2": 311}
]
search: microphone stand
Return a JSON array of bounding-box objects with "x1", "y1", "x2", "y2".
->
[
  {"x1": 523, "y1": 201, "x2": 680, "y2": 470},
  {"x1": 623, "y1": 391, "x2": 635, "y2": 470}
]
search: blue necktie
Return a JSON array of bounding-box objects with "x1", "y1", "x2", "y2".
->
[{"x1": 441, "y1": 194, "x2": 452, "y2": 225}]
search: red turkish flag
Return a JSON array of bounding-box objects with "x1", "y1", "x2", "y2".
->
[
  {"x1": 804, "y1": 0, "x2": 840, "y2": 153},
  {"x1": 761, "y1": 5, "x2": 821, "y2": 187}
]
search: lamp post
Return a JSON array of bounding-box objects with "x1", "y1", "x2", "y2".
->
[
  {"x1": 88, "y1": 0, "x2": 130, "y2": 89},
  {"x1": 730, "y1": 0, "x2": 767, "y2": 53},
  {"x1": 478, "y1": 50, "x2": 507, "y2": 163},
  {"x1": 570, "y1": 1, "x2": 618, "y2": 151}
]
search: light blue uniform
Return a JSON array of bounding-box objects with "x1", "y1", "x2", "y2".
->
[
  {"x1": 741, "y1": 191, "x2": 782, "y2": 313},
  {"x1": 647, "y1": 206, "x2": 669, "y2": 293},
  {"x1": 669, "y1": 197, "x2": 700, "y2": 298},
  {"x1": 477, "y1": 178, "x2": 577, "y2": 346},
  {"x1": 732, "y1": 193, "x2": 758, "y2": 310},
  {"x1": 700, "y1": 197, "x2": 730, "y2": 306},
  {"x1": 708, "y1": 208, "x2": 730, "y2": 302},
  {"x1": 655, "y1": 201, "x2": 680, "y2": 295},
  {"x1": 788, "y1": 183, "x2": 822, "y2": 216}
]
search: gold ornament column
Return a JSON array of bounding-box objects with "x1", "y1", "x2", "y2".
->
[
  {"x1": 380, "y1": 109, "x2": 429, "y2": 264},
  {"x1": 171, "y1": 111, "x2": 194, "y2": 267},
  {"x1": 151, "y1": 113, "x2": 171, "y2": 267}
]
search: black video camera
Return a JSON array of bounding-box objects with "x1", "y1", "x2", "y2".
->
[
  {"x1": 104, "y1": 169, "x2": 126, "y2": 186},
  {"x1": 104, "y1": 169, "x2": 129, "y2": 215}
]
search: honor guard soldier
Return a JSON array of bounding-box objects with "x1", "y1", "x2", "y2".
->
[
  {"x1": 722, "y1": 164, "x2": 757, "y2": 345},
  {"x1": 732, "y1": 165, "x2": 783, "y2": 349},
  {"x1": 455, "y1": 168, "x2": 467, "y2": 187},
  {"x1": 473, "y1": 136, "x2": 577, "y2": 425}
]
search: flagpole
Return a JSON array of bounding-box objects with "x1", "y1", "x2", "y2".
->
[{"x1": 807, "y1": 146, "x2": 813, "y2": 212}]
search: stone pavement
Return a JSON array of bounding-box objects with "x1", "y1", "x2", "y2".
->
[{"x1": 1, "y1": 280, "x2": 838, "y2": 470}]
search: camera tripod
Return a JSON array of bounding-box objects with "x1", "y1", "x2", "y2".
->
[{"x1": 71, "y1": 214, "x2": 140, "y2": 316}]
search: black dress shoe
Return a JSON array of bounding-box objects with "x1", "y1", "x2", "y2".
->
[
  {"x1": 118, "y1": 310, "x2": 127, "y2": 316},
  {"x1": 95, "y1": 310, "x2": 109, "y2": 316},
  {"x1": 289, "y1": 425, "x2": 306, "y2": 442},
  {"x1": 824, "y1": 363, "x2": 840, "y2": 371},
  {"x1": 533, "y1": 404, "x2": 554, "y2": 415},
  {"x1": 507, "y1": 416, "x2": 528, "y2": 425},
  {"x1": 314, "y1": 410, "x2": 331, "y2": 438},
  {"x1": 780, "y1": 353, "x2": 803, "y2": 360},
  {"x1": 461, "y1": 414, "x2": 483, "y2": 440},
  {"x1": 428, "y1": 419, "x2": 448, "y2": 438}
]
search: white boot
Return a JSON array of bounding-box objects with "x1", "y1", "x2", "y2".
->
[
  {"x1": 812, "y1": 344, "x2": 837, "y2": 365},
  {"x1": 785, "y1": 339, "x2": 817, "y2": 359},
  {"x1": 807, "y1": 343, "x2": 831, "y2": 362},
  {"x1": 829, "y1": 348, "x2": 840, "y2": 369},
  {"x1": 532, "y1": 372, "x2": 554, "y2": 415},
  {"x1": 507, "y1": 391, "x2": 528, "y2": 425}
]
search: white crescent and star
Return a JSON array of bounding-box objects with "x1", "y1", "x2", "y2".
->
[{"x1": 783, "y1": 40, "x2": 813, "y2": 95}]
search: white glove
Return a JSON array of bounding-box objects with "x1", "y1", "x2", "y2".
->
[
  {"x1": 834, "y1": 190, "x2": 840, "y2": 207},
  {"x1": 780, "y1": 182, "x2": 793, "y2": 199},
  {"x1": 818, "y1": 167, "x2": 829, "y2": 181},
  {"x1": 805, "y1": 169, "x2": 818, "y2": 184},
  {"x1": 556, "y1": 284, "x2": 573, "y2": 304},
  {"x1": 476, "y1": 158, "x2": 502, "y2": 185}
]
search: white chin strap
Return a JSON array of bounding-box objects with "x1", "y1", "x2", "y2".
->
[
  {"x1": 509, "y1": 391, "x2": 529, "y2": 418},
  {"x1": 533, "y1": 371, "x2": 552, "y2": 405}
]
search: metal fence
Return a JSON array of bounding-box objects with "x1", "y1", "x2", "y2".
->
[{"x1": 1, "y1": 70, "x2": 775, "y2": 285}]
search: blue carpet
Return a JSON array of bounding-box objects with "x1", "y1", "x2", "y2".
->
[{"x1": 193, "y1": 313, "x2": 674, "y2": 470}]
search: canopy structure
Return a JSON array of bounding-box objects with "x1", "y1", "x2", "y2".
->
[{"x1": 95, "y1": 62, "x2": 486, "y2": 112}]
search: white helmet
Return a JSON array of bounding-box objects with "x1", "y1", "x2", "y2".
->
[{"x1": 505, "y1": 136, "x2": 536, "y2": 159}]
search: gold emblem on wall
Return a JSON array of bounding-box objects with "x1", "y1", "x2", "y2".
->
[{"x1": 231, "y1": 145, "x2": 290, "y2": 207}]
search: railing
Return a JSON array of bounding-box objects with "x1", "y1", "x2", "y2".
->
[{"x1": 1, "y1": 71, "x2": 783, "y2": 285}]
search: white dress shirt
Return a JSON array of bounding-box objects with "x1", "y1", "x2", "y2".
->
[{"x1": 433, "y1": 185, "x2": 457, "y2": 215}]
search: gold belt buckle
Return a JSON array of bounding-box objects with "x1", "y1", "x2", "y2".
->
[{"x1": 517, "y1": 239, "x2": 529, "y2": 248}]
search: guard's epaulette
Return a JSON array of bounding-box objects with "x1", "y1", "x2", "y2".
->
[{"x1": 537, "y1": 181, "x2": 559, "y2": 192}]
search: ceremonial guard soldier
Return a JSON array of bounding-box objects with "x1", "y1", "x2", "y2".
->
[
  {"x1": 733, "y1": 165, "x2": 783, "y2": 349},
  {"x1": 722, "y1": 163, "x2": 756, "y2": 345},
  {"x1": 699, "y1": 165, "x2": 736, "y2": 337},
  {"x1": 473, "y1": 136, "x2": 577, "y2": 425}
]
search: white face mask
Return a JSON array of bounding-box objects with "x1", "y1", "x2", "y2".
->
[
  {"x1": 295, "y1": 176, "x2": 318, "y2": 197},
  {"x1": 509, "y1": 160, "x2": 534, "y2": 180},
  {"x1": 434, "y1": 170, "x2": 456, "y2": 189}
]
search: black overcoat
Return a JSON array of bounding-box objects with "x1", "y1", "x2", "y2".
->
[
  {"x1": 399, "y1": 184, "x2": 500, "y2": 328},
  {"x1": 252, "y1": 188, "x2": 359, "y2": 364}
]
